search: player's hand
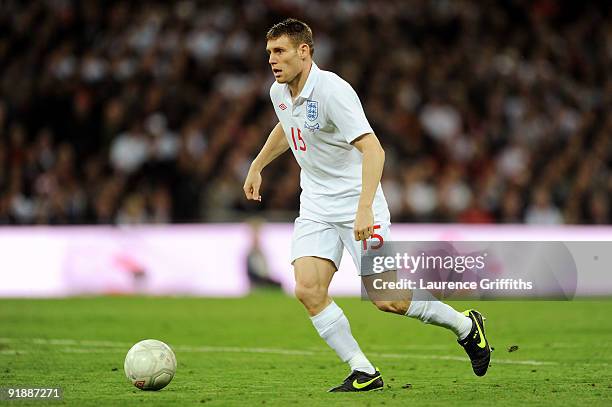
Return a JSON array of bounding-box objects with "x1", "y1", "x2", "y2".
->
[
  {"x1": 243, "y1": 168, "x2": 262, "y2": 201},
  {"x1": 354, "y1": 205, "x2": 374, "y2": 241}
]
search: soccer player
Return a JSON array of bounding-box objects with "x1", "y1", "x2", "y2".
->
[{"x1": 243, "y1": 18, "x2": 490, "y2": 392}]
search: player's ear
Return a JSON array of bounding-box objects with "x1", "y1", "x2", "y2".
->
[{"x1": 299, "y1": 43, "x2": 308, "y2": 60}]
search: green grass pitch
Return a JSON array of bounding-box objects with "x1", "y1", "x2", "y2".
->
[{"x1": 1, "y1": 293, "x2": 611, "y2": 406}]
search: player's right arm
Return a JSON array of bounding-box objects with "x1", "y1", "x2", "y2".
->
[{"x1": 243, "y1": 122, "x2": 289, "y2": 201}]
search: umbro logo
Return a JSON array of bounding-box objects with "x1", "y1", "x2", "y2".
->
[{"x1": 279, "y1": 103, "x2": 287, "y2": 110}]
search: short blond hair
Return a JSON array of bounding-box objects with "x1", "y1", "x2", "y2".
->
[{"x1": 266, "y1": 18, "x2": 314, "y2": 56}]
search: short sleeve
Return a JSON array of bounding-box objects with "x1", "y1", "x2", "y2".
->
[
  {"x1": 326, "y1": 76, "x2": 373, "y2": 144},
  {"x1": 269, "y1": 81, "x2": 279, "y2": 103}
]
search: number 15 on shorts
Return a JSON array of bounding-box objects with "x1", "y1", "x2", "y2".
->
[{"x1": 362, "y1": 224, "x2": 383, "y2": 250}]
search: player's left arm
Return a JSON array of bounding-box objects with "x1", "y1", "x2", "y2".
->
[{"x1": 352, "y1": 133, "x2": 385, "y2": 242}]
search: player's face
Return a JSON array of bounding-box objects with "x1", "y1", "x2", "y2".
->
[{"x1": 266, "y1": 35, "x2": 306, "y2": 84}]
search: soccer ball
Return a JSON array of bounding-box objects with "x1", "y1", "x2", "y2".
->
[{"x1": 124, "y1": 339, "x2": 177, "y2": 391}]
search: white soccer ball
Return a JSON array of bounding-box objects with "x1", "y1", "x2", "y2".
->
[{"x1": 124, "y1": 339, "x2": 177, "y2": 391}]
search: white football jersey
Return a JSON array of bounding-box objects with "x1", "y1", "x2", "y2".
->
[{"x1": 270, "y1": 62, "x2": 390, "y2": 222}]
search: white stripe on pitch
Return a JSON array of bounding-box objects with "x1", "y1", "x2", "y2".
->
[{"x1": 0, "y1": 337, "x2": 563, "y2": 366}]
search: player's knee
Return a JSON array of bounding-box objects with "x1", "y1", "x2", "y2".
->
[
  {"x1": 372, "y1": 300, "x2": 407, "y2": 315},
  {"x1": 294, "y1": 281, "x2": 327, "y2": 309}
]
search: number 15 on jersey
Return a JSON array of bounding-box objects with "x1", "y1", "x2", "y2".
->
[{"x1": 291, "y1": 127, "x2": 306, "y2": 152}]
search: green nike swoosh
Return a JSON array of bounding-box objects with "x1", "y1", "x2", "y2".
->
[
  {"x1": 352, "y1": 376, "x2": 379, "y2": 389},
  {"x1": 471, "y1": 312, "x2": 487, "y2": 348}
]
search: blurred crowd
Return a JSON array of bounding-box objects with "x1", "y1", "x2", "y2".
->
[{"x1": 0, "y1": 0, "x2": 610, "y2": 225}]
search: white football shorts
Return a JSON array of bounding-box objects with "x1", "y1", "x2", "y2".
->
[{"x1": 290, "y1": 216, "x2": 392, "y2": 276}]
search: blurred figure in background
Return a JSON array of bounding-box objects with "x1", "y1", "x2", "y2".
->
[
  {"x1": 245, "y1": 218, "x2": 280, "y2": 289},
  {"x1": 525, "y1": 187, "x2": 564, "y2": 225}
]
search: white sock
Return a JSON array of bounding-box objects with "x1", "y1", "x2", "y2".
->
[
  {"x1": 405, "y1": 290, "x2": 473, "y2": 340},
  {"x1": 310, "y1": 301, "x2": 376, "y2": 374}
]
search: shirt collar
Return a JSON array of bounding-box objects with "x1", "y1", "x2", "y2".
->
[
  {"x1": 285, "y1": 62, "x2": 319, "y2": 103},
  {"x1": 297, "y1": 62, "x2": 319, "y2": 100}
]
